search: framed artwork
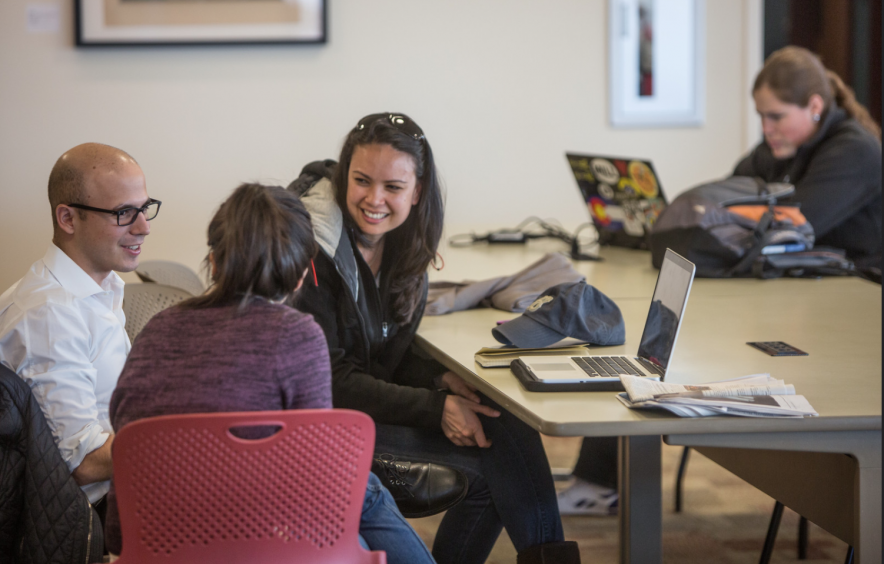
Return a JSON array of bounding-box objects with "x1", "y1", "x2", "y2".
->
[
  {"x1": 608, "y1": 0, "x2": 705, "y2": 127},
  {"x1": 75, "y1": 0, "x2": 326, "y2": 46}
]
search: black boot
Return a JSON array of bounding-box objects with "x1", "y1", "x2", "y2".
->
[
  {"x1": 371, "y1": 454, "x2": 468, "y2": 518},
  {"x1": 517, "y1": 541, "x2": 581, "y2": 564}
]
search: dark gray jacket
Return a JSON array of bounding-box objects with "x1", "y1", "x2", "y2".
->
[
  {"x1": 734, "y1": 106, "x2": 882, "y2": 267},
  {"x1": 290, "y1": 162, "x2": 448, "y2": 428}
]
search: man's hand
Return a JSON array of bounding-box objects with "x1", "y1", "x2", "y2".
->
[
  {"x1": 441, "y1": 395, "x2": 500, "y2": 448},
  {"x1": 439, "y1": 371, "x2": 481, "y2": 403},
  {"x1": 72, "y1": 434, "x2": 114, "y2": 486}
]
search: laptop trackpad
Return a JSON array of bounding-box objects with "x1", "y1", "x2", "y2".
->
[{"x1": 531, "y1": 363, "x2": 578, "y2": 371}]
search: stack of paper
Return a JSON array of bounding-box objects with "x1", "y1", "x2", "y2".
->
[
  {"x1": 616, "y1": 374, "x2": 818, "y2": 417},
  {"x1": 474, "y1": 338, "x2": 589, "y2": 368}
]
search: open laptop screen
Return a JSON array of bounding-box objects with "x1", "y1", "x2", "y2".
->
[{"x1": 636, "y1": 250, "x2": 695, "y2": 371}]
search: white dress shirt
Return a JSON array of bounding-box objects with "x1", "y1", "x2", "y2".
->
[{"x1": 0, "y1": 244, "x2": 130, "y2": 502}]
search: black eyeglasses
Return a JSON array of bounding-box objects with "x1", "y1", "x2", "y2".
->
[
  {"x1": 67, "y1": 198, "x2": 162, "y2": 226},
  {"x1": 356, "y1": 113, "x2": 425, "y2": 141}
]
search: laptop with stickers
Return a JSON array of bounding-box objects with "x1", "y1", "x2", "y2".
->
[{"x1": 566, "y1": 152, "x2": 667, "y2": 249}]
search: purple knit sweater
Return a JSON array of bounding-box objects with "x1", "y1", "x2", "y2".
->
[{"x1": 105, "y1": 300, "x2": 332, "y2": 554}]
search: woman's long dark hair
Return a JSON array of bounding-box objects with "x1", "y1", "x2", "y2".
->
[
  {"x1": 180, "y1": 183, "x2": 317, "y2": 310},
  {"x1": 333, "y1": 113, "x2": 444, "y2": 324},
  {"x1": 754, "y1": 46, "x2": 881, "y2": 141}
]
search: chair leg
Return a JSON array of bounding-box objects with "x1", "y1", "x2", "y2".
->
[
  {"x1": 844, "y1": 546, "x2": 854, "y2": 564},
  {"x1": 797, "y1": 516, "x2": 808, "y2": 559},
  {"x1": 674, "y1": 447, "x2": 690, "y2": 513},
  {"x1": 759, "y1": 501, "x2": 785, "y2": 564}
]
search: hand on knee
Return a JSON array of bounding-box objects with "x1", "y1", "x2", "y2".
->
[{"x1": 441, "y1": 396, "x2": 500, "y2": 447}]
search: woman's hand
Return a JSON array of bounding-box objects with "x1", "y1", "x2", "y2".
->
[
  {"x1": 439, "y1": 371, "x2": 481, "y2": 403},
  {"x1": 441, "y1": 395, "x2": 500, "y2": 448}
]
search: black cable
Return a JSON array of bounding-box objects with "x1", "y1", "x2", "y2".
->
[{"x1": 447, "y1": 218, "x2": 602, "y2": 261}]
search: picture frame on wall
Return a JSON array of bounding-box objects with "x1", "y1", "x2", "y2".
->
[
  {"x1": 75, "y1": 0, "x2": 327, "y2": 46},
  {"x1": 608, "y1": 0, "x2": 705, "y2": 127}
]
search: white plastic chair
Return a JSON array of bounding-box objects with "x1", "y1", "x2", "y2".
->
[
  {"x1": 135, "y1": 260, "x2": 205, "y2": 297},
  {"x1": 122, "y1": 283, "x2": 192, "y2": 343}
]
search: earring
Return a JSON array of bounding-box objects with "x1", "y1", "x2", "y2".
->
[{"x1": 813, "y1": 114, "x2": 820, "y2": 122}]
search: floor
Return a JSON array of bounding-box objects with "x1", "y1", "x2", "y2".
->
[{"x1": 406, "y1": 436, "x2": 851, "y2": 564}]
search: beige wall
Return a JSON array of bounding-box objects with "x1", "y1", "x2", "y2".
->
[{"x1": 0, "y1": 1, "x2": 762, "y2": 291}]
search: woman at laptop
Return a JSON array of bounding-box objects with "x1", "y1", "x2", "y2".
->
[
  {"x1": 290, "y1": 113, "x2": 579, "y2": 564},
  {"x1": 558, "y1": 45, "x2": 884, "y2": 517},
  {"x1": 105, "y1": 184, "x2": 435, "y2": 564},
  {"x1": 734, "y1": 46, "x2": 882, "y2": 270}
]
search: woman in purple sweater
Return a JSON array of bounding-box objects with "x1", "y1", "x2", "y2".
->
[{"x1": 105, "y1": 183, "x2": 434, "y2": 563}]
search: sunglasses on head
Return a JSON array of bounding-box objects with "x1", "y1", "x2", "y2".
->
[{"x1": 356, "y1": 113, "x2": 425, "y2": 141}]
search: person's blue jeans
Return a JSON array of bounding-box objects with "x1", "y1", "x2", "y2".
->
[
  {"x1": 359, "y1": 472, "x2": 436, "y2": 564},
  {"x1": 374, "y1": 393, "x2": 563, "y2": 564}
]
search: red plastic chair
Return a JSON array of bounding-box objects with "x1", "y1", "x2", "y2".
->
[{"x1": 113, "y1": 409, "x2": 386, "y2": 564}]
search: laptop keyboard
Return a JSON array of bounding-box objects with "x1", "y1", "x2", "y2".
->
[
  {"x1": 571, "y1": 356, "x2": 643, "y2": 377},
  {"x1": 569, "y1": 356, "x2": 665, "y2": 377}
]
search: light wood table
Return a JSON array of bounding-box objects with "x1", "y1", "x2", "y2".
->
[{"x1": 419, "y1": 240, "x2": 882, "y2": 563}]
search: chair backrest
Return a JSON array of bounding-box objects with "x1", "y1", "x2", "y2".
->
[
  {"x1": 135, "y1": 260, "x2": 206, "y2": 297},
  {"x1": 113, "y1": 409, "x2": 384, "y2": 564},
  {"x1": 122, "y1": 283, "x2": 192, "y2": 343}
]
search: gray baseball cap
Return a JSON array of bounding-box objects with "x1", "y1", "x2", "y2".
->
[{"x1": 491, "y1": 281, "x2": 625, "y2": 348}]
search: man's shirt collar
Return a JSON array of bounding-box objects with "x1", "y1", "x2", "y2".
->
[{"x1": 42, "y1": 244, "x2": 124, "y2": 300}]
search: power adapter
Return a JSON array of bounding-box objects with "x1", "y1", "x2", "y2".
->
[{"x1": 487, "y1": 231, "x2": 527, "y2": 244}]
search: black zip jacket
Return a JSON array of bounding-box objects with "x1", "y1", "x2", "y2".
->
[
  {"x1": 734, "y1": 106, "x2": 882, "y2": 267},
  {"x1": 291, "y1": 162, "x2": 448, "y2": 428}
]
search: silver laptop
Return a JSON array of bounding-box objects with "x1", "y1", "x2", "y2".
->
[{"x1": 518, "y1": 249, "x2": 695, "y2": 384}]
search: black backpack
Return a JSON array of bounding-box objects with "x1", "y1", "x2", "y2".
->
[{"x1": 649, "y1": 176, "x2": 856, "y2": 278}]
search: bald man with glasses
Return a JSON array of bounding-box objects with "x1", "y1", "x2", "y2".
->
[{"x1": 0, "y1": 143, "x2": 159, "y2": 508}]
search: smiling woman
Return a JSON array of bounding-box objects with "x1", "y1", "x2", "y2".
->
[
  {"x1": 329, "y1": 113, "x2": 443, "y2": 324},
  {"x1": 289, "y1": 113, "x2": 581, "y2": 564},
  {"x1": 345, "y1": 144, "x2": 422, "y2": 255}
]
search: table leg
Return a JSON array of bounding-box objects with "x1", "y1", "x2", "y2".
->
[
  {"x1": 618, "y1": 435, "x2": 662, "y2": 564},
  {"x1": 665, "y1": 431, "x2": 881, "y2": 564},
  {"x1": 856, "y1": 463, "x2": 881, "y2": 564}
]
